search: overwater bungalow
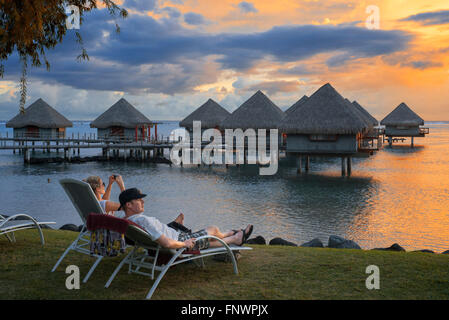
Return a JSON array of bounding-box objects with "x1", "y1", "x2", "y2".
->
[
  {"x1": 380, "y1": 102, "x2": 429, "y2": 147},
  {"x1": 90, "y1": 98, "x2": 154, "y2": 141},
  {"x1": 6, "y1": 98, "x2": 72, "y2": 138},
  {"x1": 179, "y1": 98, "x2": 230, "y2": 139},
  {"x1": 220, "y1": 90, "x2": 285, "y2": 150},
  {"x1": 280, "y1": 83, "x2": 374, "y2": 175}
]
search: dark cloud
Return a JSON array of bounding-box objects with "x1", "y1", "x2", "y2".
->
[
  {"x1": 401, "y1": 9, "x2": 449, "y2": 26},
  {"x1": 2, "y1": 9, "x2": 412, "y2": 95},
  {"x1": 238, "y1": 1, "x2": 258, "y2": 14},
  {"x1": 277, "y1": 64, "x2": 315, "y2": 75},
  {"x1": 124, "y1": 0, "x2": 158, "y2": 11},
  {"x1": 214, "y1": 25, "x2": 411, "y2": 69},
  {"x1": 184, "y1": 12, "x2": 208, "y2": 25},
  {"x1": 247, "y1": 80, "x2": 301, "y2": 95}
]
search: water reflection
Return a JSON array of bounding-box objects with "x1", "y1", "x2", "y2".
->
[{"x1": 1, "y1": 122, "x2": 449, "y2": 252}]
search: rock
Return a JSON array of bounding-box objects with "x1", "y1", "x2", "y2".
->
[
  {"x1": 328, "y1": 235, "x2": 361, "y2": 249},
  {"x1": 213, "y1": 251, "x2": 241, "y2": 263},
  {"x1": 328, "y1": 235, "x2": 346, "y2": 248},
  {"x1": 59, "y1": 224, "x2": 79, "y2": 232},
  {"x1": 336, "y1": 240, "x2": 361, "y2": 249},
  {"x1": 442, "y1": 250, "x2": 449, "y2": 254},
  {"x1": 300, "y1": 238, "x2": 324, "y2": 248},
  {"x1": 412, "y1": 249, "x2": 434, "y2": 254},
  {"x1": 269, "y1": 237, "x2": 297, "y2": 246},
  {"x1": 372, "y1": 243, "x2": 406, "y2": 252},
  {"x1": 246, "y1": 236, "x2": 266, "y2": 245}
]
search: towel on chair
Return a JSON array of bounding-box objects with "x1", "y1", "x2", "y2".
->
[{"x1": 87, "y1": 213, "x2": 128, "y2": 257}]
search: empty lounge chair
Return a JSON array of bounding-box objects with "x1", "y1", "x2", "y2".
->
[{"x1": 1, "y1": 214, "x2": 55, "y2": 245}]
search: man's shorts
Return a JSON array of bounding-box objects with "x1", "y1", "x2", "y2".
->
[{"x1": 177, "y1": 229, "x2": 209, "y2": 250}]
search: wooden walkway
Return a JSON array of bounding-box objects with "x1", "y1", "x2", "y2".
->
[{"x1": 0, "y1": 135, "x2": 176, "y2": 163}]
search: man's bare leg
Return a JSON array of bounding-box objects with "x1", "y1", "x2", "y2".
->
[
  {"x1": 174, "y1": 213, "x2": 184, "y2": 224},
  {"x1": 208, "y1": 230, "x2": 244, "y2": 248},
  {"x1": 206, "y1": 224, "x2": 252, "y2": 246}
]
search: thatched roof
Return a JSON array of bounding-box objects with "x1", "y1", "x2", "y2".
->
[
  {"x1": 352, "y1": 100, "x2": 378, "y2": 126},
  {"x1": 285, "y1": 95, "x2": 308, "y2": 115},
  {"x1": 6, "y1": 98, "x2": 72, "y2": 129},
  {"x1": 179, "y1": 99, "x2": 230, "y2": 129},
  {"x1": 220, "y1": 90, "x2": 285, "y2": 129},
  {"x1": 280, "y1": 83, "x2": 372, "y2": 134},
  {"x1": 90, "y1": 98, "x2": 152, "y2": 129},
  {"x1": 343, "y1": 98, "x2": 376, "y2": 129},
  {"x1": 380, "y1": 102, "x2": 424, "y2": 126}
]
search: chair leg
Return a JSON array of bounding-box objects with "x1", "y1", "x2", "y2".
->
[
  {"x1": 145, "y1": 249, "x2": 184, "y2": 299},
  {"x1": 35, "y1": 224, "x2": 45, "y2": 245},
  {"x1": 193, "y1": 257, "x2": 205, "y2": 268},
  {"x1": 82, "y1": 255, "x2": 103, "y2": 283},
  {"x1": 229, "y1": 250, "x2": 239, "y2": 275},
  {"x1": 51, "y1": 231, "x2": 88, "y2": 272},
  {"x1": 51, "y1": 241, "x2": 76, "y2": 272},
  {"x1": 105, "y1": 247, "x2": 136, "y2": 288},
  {"x1": 5, "y1": 232, "x2": 15, "y2": 243}
]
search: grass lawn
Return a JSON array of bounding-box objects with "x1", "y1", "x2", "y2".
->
[{"x1": 1, "y1": 229, "x2": 448, "y2": 300}]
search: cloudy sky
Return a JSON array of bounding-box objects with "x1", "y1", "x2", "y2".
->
[{"x1": 1, "y1": 0, "x2": 448, "y2": 121}]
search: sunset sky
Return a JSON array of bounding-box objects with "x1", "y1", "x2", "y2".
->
[{"x1": 1, "y1": 0, "x2": 448, "y2": 121}]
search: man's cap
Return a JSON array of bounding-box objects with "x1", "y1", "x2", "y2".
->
[{"x1": 118, "y1": 188, "x2": 147, "y2": 210}]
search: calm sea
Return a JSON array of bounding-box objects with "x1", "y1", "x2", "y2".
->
[{"x1": 1, "y1": 120, "x2": 449, "y2": 252}]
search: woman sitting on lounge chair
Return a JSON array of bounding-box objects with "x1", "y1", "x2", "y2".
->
[{"x1": 83, "y1": 175, "x2": 126, "y2": 215}]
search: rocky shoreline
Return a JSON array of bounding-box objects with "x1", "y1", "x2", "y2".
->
[
  {"x1": 57, "y1": 222, "x2": 449, "y2": 255},
  {"x1": 245, "y1": 234, "x2": 449, "y2": 254},
  {"x1": 4, "y1": 215, "x2": 448, "y2": 255}
]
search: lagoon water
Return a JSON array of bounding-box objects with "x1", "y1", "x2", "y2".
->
[{"x1": 1, "y1": 121, "x2": 449, "y2": 252}]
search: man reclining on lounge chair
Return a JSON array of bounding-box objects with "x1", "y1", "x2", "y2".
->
[{"x1": 118, "y1": 188, "x2": 253, "y2": 251}]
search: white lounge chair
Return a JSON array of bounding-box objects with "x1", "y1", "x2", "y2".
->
[
  {"x1": 105, "y1": 222, "x2": 252, "y2": 299},
  {"x1": 1, "y1": 213, "x2": 55, "y2": 245},
  {"x1": 51, "y1": 178, "x2": 108, "y2": 282}
]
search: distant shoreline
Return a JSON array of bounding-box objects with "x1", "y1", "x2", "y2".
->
[
  {"x1": 1, "y1": 120, "x2": 449, "y2": 124},
  {"x1": 0, "y1": 119, "x2": 183, "y2": 123}
]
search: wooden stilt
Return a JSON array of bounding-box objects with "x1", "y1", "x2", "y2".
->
[
  {"x1": 347, "y1": 156, "x2": 352, "y2": 176},
  {"x1": 341, "y1": 157, "x2": 346, "y2": 176},
  {"x1": 180, "y1": 149, "x2": 183, "y2": 167},
  {"x1": 305, "y1": 156, "x2": 310, "y2": 172},
  {"x1": 411, "y1": 136, "x2": 414, "y2": 148},
  {"x1": 24, "y1": 148, "x2": 29, "y2": 163},
  {"x1": 297, "y1": 155, "x2": 302, "y2": 174}
]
